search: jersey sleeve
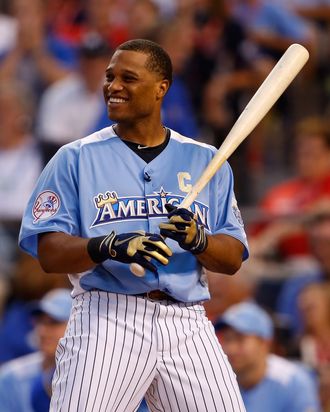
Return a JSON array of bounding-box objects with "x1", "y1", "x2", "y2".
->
[
  {"x1": 213, "y1": 161, "x2": 249, "y2": 260},
  {"x1": 19, "y1": 144, "x2": 80, "y2": 258}
]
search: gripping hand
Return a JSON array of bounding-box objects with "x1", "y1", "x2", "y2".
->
[
  {"x1": 159, "y1": 204, "x2": 208, "y2": 254},
  {"x1": 87, "y1": 231, "x2": 172, "y2": 274}
]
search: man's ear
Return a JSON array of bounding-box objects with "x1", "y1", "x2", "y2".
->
[{"x1": 156, "y1": 79, "x2": 170, "y2": 100}]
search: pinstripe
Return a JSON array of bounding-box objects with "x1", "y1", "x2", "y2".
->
[
  {"x1": 179, "y1": 305, "x2": 206, "y2": 410},
  {"x1": 175, "y1": 305, "x2": 200, "y2": 410},
  {"x1": 67, "y1": 293, "x2": 84, "y2": 411},
  {"x1": 205, "y1": 321, "x2": 245, "y2": 411},
  {"x1": 118, "y1": 299, "x2": 157, "y2": 411},
  {"x1": 98, "y1": 294, "x2": 119, "y2": 411},
  {"x1": 52, "y1": 333, "x2": 67, "y2": 410},
  {"x1": 90, "y1": 292, "x2": 110, "y2": 412},
  {"x1": 151, "y1": 378, "x2": 167, "y2": 411},
  {"x1": 187, "y1": 304, "x2": 219, "y2": 410},
  {"x1": 190, "y1": 306, "x2": 226, "y2": 410},
  {"x1": 85, "y1": 291, "x2": 101, "y2": 410},
  {"x1": 54, "y1": 300, "x2": 78, "y2": 411},
  {"x1": 50, "y1": 292, "x2": 246, "y2": 412},
  {"x1": 180, "y1": 305, "x2": 209, "y2": 410},
  {"x1": 77, "y1": 292, "x2": 92, "y2": 410},
  {"x1": 112, "y1": 296, "x2": 138, "y2": 409},
  {"x1": 104, "y1": 295, "x2": 129, "y2": 410},
  {"x1": 156, "y1": 306, "x2": 176, "y2": 412},
  {"x1": 146, "y1": 383, "x2": 162, "y2": 411},
  {"x1": 163, "y1": 305, "x2": 190, "y2": 411}
]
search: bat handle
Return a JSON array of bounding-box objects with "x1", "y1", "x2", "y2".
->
[{"x1": 130, "y1": 204, "x2": 194, "y2": 277}]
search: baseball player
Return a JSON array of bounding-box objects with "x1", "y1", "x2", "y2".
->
[{"x1": 19, "y1": 39, "x2": 249, "y2": 412}]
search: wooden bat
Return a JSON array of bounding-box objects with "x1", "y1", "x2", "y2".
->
[{"x1": 131, "y1": 43, "x2": 309, "y2": 277}]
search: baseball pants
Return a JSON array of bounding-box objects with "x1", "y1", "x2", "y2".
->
[{"x1": 50, "y1": 290, "x2": 246, "y2": 412}]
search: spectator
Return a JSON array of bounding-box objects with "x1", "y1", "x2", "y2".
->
[
  {"x1": 127, "y1": 0, "x2": 160, "y2": 40},
  {"x1": 83, "y1": 0, "x2": 131, "y2": 49},
  {"x1": 318, "y1": 364, "x2": 330, "y2": 412},
  {"x1": 152, "y1": 16, "x2": 200, "y2": 138},
  {"x1": 0, "y1": 0, "x2": 76, "y2": 102},
  {"x1": 214, "y1": 300, "x2": 321, "y2": 412},
  {"x1": 260, "y1": 116, "x2": 330, "y2": 220},
  {"x1": 189, "y1": 0, "x2": 273, "y2": 199},
  {"x1": 0, "y1": 288, "x2": 72, "y2": 412},
  {"x1": 297, "y1": 282, "x2": 330, "y2": 411},
  {"x1": 0, "y1": 83, "x2": 42, "y2": 222},
  {"x1": 0, "y1": 252, "x2": 71, "y2": 364},
  {"x1": 42, "y1": 0, "x2": 85, "y2": 46},
  {"x1": 276, "y1": 211, "x2": 330, "y2": 335},
  {"x1": 0, "y1": 82, "x2": 43, "y2": 280},
  {"x1": 297, "y1": 282, "x2": 330, "y2": 369},
  {"x1": 37, "y1": 31, "x2": 112, "y2": 148},
  {"x1": 225, "y1": 0, "x2": 317, "y2": 60},
  {"x1": 245, "y1": 116, "x2": 330, "y2": 285}
]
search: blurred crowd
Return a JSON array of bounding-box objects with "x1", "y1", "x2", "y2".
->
[{"x1": 0, "y1": 0, "x2": 329, "y2": 411}]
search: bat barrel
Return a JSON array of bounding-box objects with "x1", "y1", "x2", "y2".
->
[{"x1": 130, "y1": 43, "x2": 309, "y2": 277}]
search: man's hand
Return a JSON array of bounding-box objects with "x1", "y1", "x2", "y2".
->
[
  {"x1": 159, "y1": 204, "x2": 208, "y2": 254},
  {"x1": 87, "y1": 231, "x2": 172, "y2": 273}
]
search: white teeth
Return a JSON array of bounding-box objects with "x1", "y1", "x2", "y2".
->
[{"x1": 109, "y1": 97, "x2": 126, "y2": 103}]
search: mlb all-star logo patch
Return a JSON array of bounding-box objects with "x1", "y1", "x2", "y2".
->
[
  {"x1": 91, "y1": 188, "x2": 209, "y2": 229},
  {"x1": 32, "y1": 190, "x2": 60, "y2": 223}
]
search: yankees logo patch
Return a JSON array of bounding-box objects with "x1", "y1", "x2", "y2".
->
[{"x1": 32, "y1": 190, "x2": 60, "y2": 223}]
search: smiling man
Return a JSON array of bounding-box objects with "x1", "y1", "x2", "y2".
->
[{"x1": 19, "y1": 39, "x2": 248, "y2": 412}]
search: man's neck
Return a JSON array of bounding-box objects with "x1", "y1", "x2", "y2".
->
[
  {"x1": 237, "y1": 359, "x2": 267, "y2": 390},
  {"x1": 114, "y1": 122, "x2": 166, "y2": 147}
]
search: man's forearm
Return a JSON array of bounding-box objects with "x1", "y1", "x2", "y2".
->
[
  {"x1": 196, "y1": 233, "x2": 245, "y2": 274},
  {"x1": 38, "y1": 232, "x2": 94, "y2": 273}
]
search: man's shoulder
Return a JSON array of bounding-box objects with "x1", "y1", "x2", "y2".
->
[
  {"x1": 80, "y1": 126, "x2": 117, "y2": 146},
  {"x1": 56, "y1": 126, "x2": 117, "y2": 154},
  {"x1": 169, "y1": 129, "x2": 216, "y2": 152},
  {"x1": 266, "y1": 354, "x2": 314, "y2": 388},
  {"x1": 0, "y1": 352, "x2": 43, "y2": 381}
]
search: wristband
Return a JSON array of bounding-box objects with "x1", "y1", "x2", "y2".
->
[
  {"x1": 87, "y1": 235, "x2": 109, "y2": 263},
  {"x1": 190, "y1": 229, "x2": 208, "y2": 255}
]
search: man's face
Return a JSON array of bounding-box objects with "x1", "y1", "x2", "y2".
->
[
  {"x1": 218, "y1": 328, "x2": 268, "y2": 375},
  {"x1": 103, "y1": 50, "x2": 168, "y2": 123},
  {"x1": 295, "y1": 134, "x2": 330, "y2": 180},
  {"x1": 34, "y1": 314, "x2": 67, "y2": 360}
]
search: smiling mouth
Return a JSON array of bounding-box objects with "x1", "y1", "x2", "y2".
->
[{"x1": 108, "y1": 97, "x2": 127, "y2": 105}]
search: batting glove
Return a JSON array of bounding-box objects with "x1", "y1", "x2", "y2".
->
[
  {"x1": 87, "y1": 230, "x2": 172, "y2": 274},
  {"x1": 159, "y1": 204, "x2": 208, "y2": 254}
]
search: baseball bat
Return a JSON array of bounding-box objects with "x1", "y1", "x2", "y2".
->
[{"x1": 131, "y1": 43, "x2": 309, "y2": 277}]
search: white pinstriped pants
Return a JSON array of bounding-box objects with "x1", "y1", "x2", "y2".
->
[{"x1": 50, "y1": 291, "x2": 246, "y2": 412}]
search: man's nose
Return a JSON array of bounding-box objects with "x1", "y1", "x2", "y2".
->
[{"x1": 107, "y1": 78, "x2": 123, "y2": 91}]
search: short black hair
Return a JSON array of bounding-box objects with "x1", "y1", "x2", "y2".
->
[{"x1": 116, "y1": 39, "x2": 173, "y2": 86}]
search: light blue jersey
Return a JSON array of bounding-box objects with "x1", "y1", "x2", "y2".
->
[
  {"x1": 0, "y1": 352, "x2": 43, "y2": 412},
  {"x1": 241, "y1": 355, "x2": 321, "y2": 412},
  {"x1": 19, "y1": 126, "x2": 248, "y2": 302}
]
